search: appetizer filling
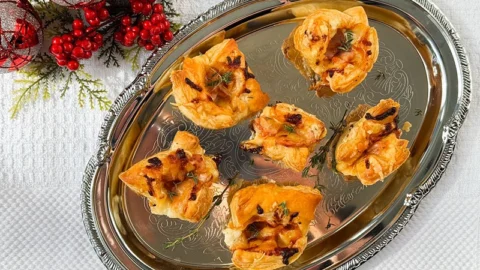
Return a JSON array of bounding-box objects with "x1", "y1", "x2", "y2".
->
[
  {"x1": 333, "y1": 99, "x2": 410, "y2": 185},
  {"x1": 283, "y1": 6, "x2": 379, "y2": 93},
  {"x1": 170, "y1": 39, "x2": 269, "y2": 129},
  {"x1": 240, "y1": 102, "x2": 327, "y2": 171},
  {"x1": 224, "y1": 183, "x2": 322, "y2": 270},
  {"x1": 119, "y1": 131, "x2": 219, "y2": 222}
]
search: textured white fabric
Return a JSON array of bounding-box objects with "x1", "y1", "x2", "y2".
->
[{"x1": 0, "y1": 0, "x2": 477, "y2": 269}]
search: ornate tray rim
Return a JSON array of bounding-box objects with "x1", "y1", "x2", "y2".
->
[{"x1": 81, "y1": 0, "x2": 472, "y2": 269}]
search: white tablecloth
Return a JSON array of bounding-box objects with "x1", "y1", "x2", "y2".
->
[{"x1": 0, "y1": 0, "x2": 478, "y2": 269}]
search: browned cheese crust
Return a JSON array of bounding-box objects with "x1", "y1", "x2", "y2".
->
[
  {"x1": 170, "y1": 39, "x2": 269, "y2": 129},
  {"x1": 240, "y1": 103, "x2": 327, "y2": 171},
  {"x1": 119, "y1": 131, "x2": 219, "y2": 222},
  {"x1": 223, "y1": 183, "x2": 322, "y2": 270}
]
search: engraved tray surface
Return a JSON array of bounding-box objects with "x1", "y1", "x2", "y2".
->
[{"x1": 81, "y1": 0, "x2": 471, "y2": 269}]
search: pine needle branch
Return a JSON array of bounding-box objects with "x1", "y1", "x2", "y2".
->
[
  {"x1": 161, "y1": 0, "x2": 179, "y2": 17},
  {"x1": 124, "y1": 45, "x2": 142, "y2": 71},
  {"x1": 98, "y1": 29, "x2": 124, "y2": 68}
]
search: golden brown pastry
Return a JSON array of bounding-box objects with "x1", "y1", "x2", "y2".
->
[
  {"x1": 119, "y1": 131, "x2": 219, "y2": 222},
  {"x1": 282, "y1": 6, "x2": 379, "y2": 93},
  {"x1": 223, "y1": 183, "x2": 322, "y2": 270},
  {"x1": 170, "y1": 39, "x2": 269, "y2": 129},
  {"x1": 240, "y1": 102, "x2": 327, "y2": 172},
  {"x1": 332, "y1": 99, "x2": 410, "y2": 185}
]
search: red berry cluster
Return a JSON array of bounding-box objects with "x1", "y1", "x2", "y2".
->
[
  {"x1": 49, "y1": 1, "x2": 109, "y2": 70},
  {"x1": 83, "y1": 1, "x2": 110, "y2": 27},
  {"x1": 114, "y1": 2, "x2": 173, "y2": 51}
]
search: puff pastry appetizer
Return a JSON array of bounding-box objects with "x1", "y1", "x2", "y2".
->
[
  {"x1": 282, "y1": 6, "x2": 379, "y2": 93},
  {"x1": 224, "y1": 183, "x2": 322, "y2": 270},
  {"x1": 170, "y1": 39, "x2": 269, "y2": 129},
  {"x1": 240, "y1": 103, "x2": 327, "y2": 171},
  {"x1": 330, "y1": 99, "x2": 410, "y2": 185},
  {"x1": 119, "y1": 131, "x2": 219, "y2": 222}
]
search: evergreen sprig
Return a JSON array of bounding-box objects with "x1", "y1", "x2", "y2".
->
[
  {"x1": 124, "y1": 45, "x2": 142, "y2": 71},
  {"x1": 98, "y1": 29, "x2": 125, "y2": 68},
  {"x1": 10, "y1": 54, "x2": 111, "y2": 118},
  {"x1": 32, "y1": 0, "x2": 79, "y2": 37}
]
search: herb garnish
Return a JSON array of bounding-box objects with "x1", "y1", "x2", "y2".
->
[
  {"x1": 279, "y1": 201, "x2": 289, "y2": 216},
  {"x1": 186, "y1": 171, "x2": 199, "y2": 185},
  {"x1": 283, "y1": 124, "x2": 295, "y2": 133},
  {"x1": 207, "y1": 71, "x2": 233, "y2": 88},
  {"x1": 375, "y1": 70, "x2": 386, "y2": 81},
  {"x1": 415, "y1": 109, "x2": 423, "y2": 116},
  {"x1": 338, "y1": 30, "x2": 354, "y2": 52},
  {"x1": 167, "y1": 190, "x2": 177, "y2": 201},
  {"x1": 247, "y1": 223, "x2": 260, "y2": 241},
  {"x1": 163, "y1": 173, "x2": 239, "y2": 249},
  {"x1": 325, "y1": 216, "x2": 335, "y2": 229},
  {"x1": 302, "y1": 110, "x2": 348, "y2": 191}
]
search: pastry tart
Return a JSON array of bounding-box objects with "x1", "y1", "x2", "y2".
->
[
  {"x1": 240, "y1": 102, "x2": 327, "y2": 172},
  {"x1": 119, "y1": 131, "x2": 219, "y2": 223},
  {"x1": 330, "y1": 99, "x2": 410, "y2": 185},
  {"x1": 282, "y1": 6, "x2": 379, "y2": 93},
  {"x1": 223, "y1": 183, "x2": 322, "y2": 270},
  {"x1": 170, "y1": 39, "x2": 269, "y2": 129}
]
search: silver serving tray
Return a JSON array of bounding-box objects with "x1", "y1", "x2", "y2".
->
[{"x1": 81, "y1": 0, "x2": 471, "y2": 269}]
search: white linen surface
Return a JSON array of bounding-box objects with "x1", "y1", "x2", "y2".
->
[{"x1": 0, "y1": 0, "x2": 478, "y2": 269}]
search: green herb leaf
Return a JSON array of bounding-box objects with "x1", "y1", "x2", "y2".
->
[
  {"x1": 186, "y1": 171, "x2": 199, "y2": 185},
  {"x1": 284, "y1": 124, "x2": 295, "y2": 133},
  {"x1": 301, "y1": 110, "x2": 348, "y2": 190},
  {"x1": 338, "y1": 30, "x2": 354, "y2": 52},
  {"x1": 207, "y1": 71, "x2": 233, "y2": 87},
  {"x1": 167, "y1": 190, "x2": 177, "y2": 201},
  {"x1": 279, "y1": 201, "x2": 289, "y2": 216}
]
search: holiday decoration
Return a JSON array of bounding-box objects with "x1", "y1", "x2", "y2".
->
[
  {"x1": 0, "y1": 0, "x2": 43, "y2": 73},
  {"x1": 51, "y1": 0, "x2": 103, "y2": 9},
  {"x1": 10, "y1": 0, "x2": 179, "y2": 118}
]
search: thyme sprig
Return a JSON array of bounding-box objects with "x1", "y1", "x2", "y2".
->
[
  {"x1": 283, "y1": 124, "x2": 295, "y2": 133},
  {"x1": 338, "y1": 30, "x2": 354, "y2": 52},
  {"x1": 186, "y1": 171, "x2": 199, "y2": 185},
  {"x1": 302, "y1": 110, "x2": 349, "y2": 190},
  {"x1": 167, "y1": 190, "x2": 177, "y2": 200},
  {"x1": 279, "y1": 201, "x2": 289, "y2": 216},
  {"x1": 246, "y1": 223, "x2": 260, "y2": 241},
  {"x1": 163, "y1": 173, "x2": 239, "y2": 249},
  {"x1": 207, "y1": 71, "x2": 233, "y2": 87}
]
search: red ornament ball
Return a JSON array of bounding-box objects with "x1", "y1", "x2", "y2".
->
[
  {"x1": 51, "y1": 0, "x2": 103, "y2": 9},
  {"x1": 0, "y1": 0, "x2": 43, "y2": 73}
]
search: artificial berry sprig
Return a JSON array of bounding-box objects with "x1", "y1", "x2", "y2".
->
[
  {"x1": 48, "y1": 0, "x2": 174, "y2": 70},
  {"x1": 114, "y1": 1, "x2": 173, "y2": 51},
  {"x1": 49, "y1": 0, "x2": 111, "y2": 70},
  {"x1": 49, "y1": 20, "x2": 104, "y2": 70}
]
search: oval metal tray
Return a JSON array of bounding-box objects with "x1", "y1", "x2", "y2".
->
[{"x1": 81, "y1": 0, "x2": 471, "y2": 269}]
